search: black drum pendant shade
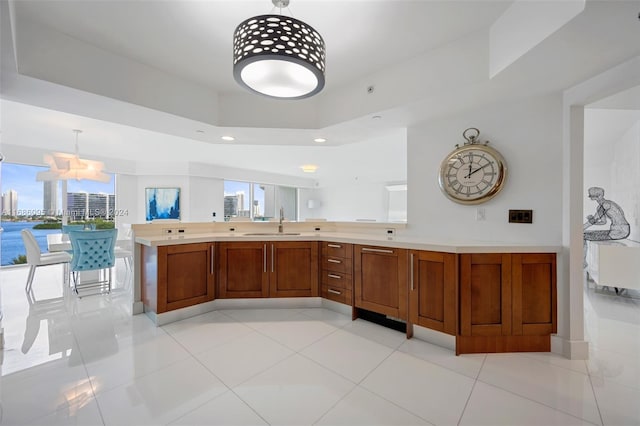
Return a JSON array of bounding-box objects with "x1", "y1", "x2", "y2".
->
[{"x1": 233, "y1": 12, "x2": 325, "y2": 99}]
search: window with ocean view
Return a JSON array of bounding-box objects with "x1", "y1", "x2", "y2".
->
[{"x1": 1, "y1": 162, "x2": 115, "y2": 266}]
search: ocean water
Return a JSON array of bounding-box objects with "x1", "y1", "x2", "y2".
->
[{"x1": 0, "y1": 221, "x2": 61, "y2": 266}]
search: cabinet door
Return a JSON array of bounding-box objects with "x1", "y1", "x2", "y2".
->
[
  {"x1": 459, "y1": 253, "x2": 511, "y2": 336},
  {"x1": 512, "y1": 253, "x2": 557, "y2": 336},
  {"x1": 270, "y1": 241, "x2": 319, "y2": 297},
  {"x1": 158, "y1": 243, "x2": 215, "y2": 313},
  {"x1": 409, "y1": 250, "x2": 457, "y2": 335},
  {"x1": 354, "y1": 245, "x2": 408, "y2": 319},
  {"x1": 218, "y1": 242, "x2": 269, "y2": 298}
]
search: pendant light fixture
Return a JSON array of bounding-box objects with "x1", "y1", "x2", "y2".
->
[
  {"x1": 36, "y1": 129, "x2": 110, "y2": 183},
  {"x1": 233, "y1": 0, "x2": 326, "y2": 99}
]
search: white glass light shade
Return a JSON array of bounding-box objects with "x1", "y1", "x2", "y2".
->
[
  {"x1": 36, "y1": 130, "x2": 110, "y2": 183},
  {"x1": 233, "y1": 14, "x2": 325, "y2": 99},
  {"x1": 36, "y1": 153, "x2": 110, "y2": 183},
  {"x1": 240, "y1": 59, "x2": 319, "y2": 98}
]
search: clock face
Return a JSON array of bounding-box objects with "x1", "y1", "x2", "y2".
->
[{"x1": 438, "y1": 144, "x2": 506, "y2": 204}]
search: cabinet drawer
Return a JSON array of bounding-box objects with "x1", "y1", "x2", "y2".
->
[
  {"x1": 321, "y1": 270, "x2": 353, "y2": 290},
  {"x1": 321, "y1": 284, "x2": 352, "y2": 305},
  {"x1": 322, "y1": 242, "x2": 352, "y2": 259},
  {"x1": 322, "y1": 257, "x2": 353, "y2": 274}
]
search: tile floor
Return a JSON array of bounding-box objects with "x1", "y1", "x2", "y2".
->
[{"x1": 0, "y1": 263, "x2": 638, "y2": 425}]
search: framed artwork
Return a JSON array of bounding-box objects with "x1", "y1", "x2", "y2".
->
[{"x1": 145, "y1": 187, "x2": 180, "y2": 221}]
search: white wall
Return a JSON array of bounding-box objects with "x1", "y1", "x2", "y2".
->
[
  {"x1": 115, "y1": 174, "x2": 138, "y2": 230},
  {"x1": 407, "y1": 94, "x2": 563, "y2": 244},
  {"x1": 189, "y1": 176, "x2": 224, "y2": 222},
  {"x1": 119, "y1": 165, "x2": 313, "y2": 225},
  {"x1": 311, "y1": 182, "x2": 390, "y2": 222},
  {"x1": 585, "y1": 119, "x2": 640, "y2": 241},
  {"x1": 611, "y1": 121, "x2": 640, "y2": 241}
]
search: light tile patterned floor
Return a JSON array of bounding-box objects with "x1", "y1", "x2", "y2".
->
[{"x1": 1, "y1": 264, "x2": 639, "y2": 425}]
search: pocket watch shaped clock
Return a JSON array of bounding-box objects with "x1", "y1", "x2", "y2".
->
[{"x1": 438, "y1": 128, "x2": 507, "y2": 205}]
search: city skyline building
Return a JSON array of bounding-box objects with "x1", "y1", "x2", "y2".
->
[
  {"x1": 2, "y1": 189, "x2": 18, "y2": 216},
  {"x1": 67, "y1": 191, "x2": 116, "y2": 220},
  {"x1": 224, "y1": 195, "x2": 238, "y2": 218},
  {"x1": 224, "y1": 191, "x2": 254, "y2": 218},
  {"x1": 43, "y1": 181, "x2": 58, "y2": 215}
]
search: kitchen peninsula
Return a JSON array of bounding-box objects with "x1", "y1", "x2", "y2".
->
[{"x1": 134, "y1": 221, "x2": 558, "y2": 355}]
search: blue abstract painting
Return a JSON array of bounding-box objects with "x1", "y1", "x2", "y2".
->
[{"x1": 145, "y1": 187, "x2": 180, "y2": 221}]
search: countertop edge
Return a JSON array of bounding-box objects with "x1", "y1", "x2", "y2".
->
[{"x1": 135, "y1": 233, "x2": 561, "y2": 254}]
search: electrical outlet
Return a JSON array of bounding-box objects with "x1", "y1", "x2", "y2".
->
[
  {"x1": 386, "y1": 228, "x2": 396, "y2": 236},
  {"x1": 177, "y1": 229, "x2": 185, "y2": 233},
  {"x1": 163, "y1": 228, "x2": 175, "y2": 234},
  {"x1": 476, "y1": 208, "x2": 486, "y2": 221}
]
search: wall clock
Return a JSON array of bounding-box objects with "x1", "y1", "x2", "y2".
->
[{"x1": 438, "y1": 128, "x2": 507, "y2": 205}]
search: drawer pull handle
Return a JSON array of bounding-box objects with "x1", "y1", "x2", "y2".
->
[
  {"x1": 263, "y1": 244, "x2": 267, "y2": 273},
  {"x1": 362, "y1": 247, "x2": 394, "y2": 254},
  {"x1": 211, "y1": 245, "x2": 215, "y2": 275},
  {"x1": 328, "y1": 274, "x2": 341, "y2": 279},
  {"x1": 410, "y1": 253, "x2": 414, "y2": 291},
  {"x1": 328, "y1": 289, "x2": 342, "y2": 295},
  {"x1": 327, "y1": 259, "x2": 342, "y2": 264},
  {"x1": 327, "y1": 244, "x2": 341, "y2": 248}
]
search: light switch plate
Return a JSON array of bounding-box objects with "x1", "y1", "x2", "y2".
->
[{"x1": 509, "y1": 209, "x2": 533, "y2": 224}]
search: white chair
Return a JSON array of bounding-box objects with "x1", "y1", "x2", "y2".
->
[
  {"x1": 115, "y1": 225, "x2": 133, "y2": 284},
  {"x1": 21, "y1": 229, "x2": 72, "y2": 292}
]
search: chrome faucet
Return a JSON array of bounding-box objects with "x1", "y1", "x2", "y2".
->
[{"x1": 278, "y1": 206, "x2": 284, "y2": 233}]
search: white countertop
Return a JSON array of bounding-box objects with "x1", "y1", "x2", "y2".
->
[{"x1": 135, "y1": 231, "x2": 560, "y2": 254}]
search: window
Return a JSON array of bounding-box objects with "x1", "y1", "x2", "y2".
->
[
  {"x1": 224, "y1": 180, "x2": 297, "y2": 221},
  {"x1": 1, "y1": 162, "x2": 115, "y2": 266}
]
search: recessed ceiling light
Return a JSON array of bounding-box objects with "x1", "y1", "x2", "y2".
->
[
  {"x1": 300, "y1": 164, "x2": 318, "y2": 173},
  {"x1": 221, "y1": 136, "x2": 235, "y2": 141},
  {"x1": 313, "y1": 138, "x2": 327, "y2": 143}
]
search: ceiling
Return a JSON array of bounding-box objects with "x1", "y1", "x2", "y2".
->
[
  {"x1": 1, "y1": 0, "x2": 640, "y2": 179},
  {"x1": 10, "y1": 0, "x2": 512, "y2": 94}
]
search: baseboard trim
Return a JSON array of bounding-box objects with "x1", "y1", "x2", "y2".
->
[
  {"x1": 412, "y1": 324, "x2": 456, "y2": 351},
  {"x1": 143, "y1": 297, "x2": 324, "y2": 326},
  {"x1": 132, "y1": 301, "x2": 144, "y2": 315},
  {"x1": 551, "y1": 334, "x2": 589, "y2": 360}
]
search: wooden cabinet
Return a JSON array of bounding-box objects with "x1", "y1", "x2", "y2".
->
[
  {"x1": 408, "y1": 250, "x2": 457, "y2": 336},
  {"x1": 457, "y1": 253, "x2": 556, "y2": 354},
  {"x1": 218, "y1": 241, "x2": 318, "y2": 298},
  {"x1": 270, "y1": 241, "x2": 319, "y2": 297},
  {"x1": 320, "y1": 242, "x2": 353, "y2": 305},
  {"x1": 141, "y1": 242, "x2": 215, "y2": 314},
  {"x1": 512, "y1": 253, "x2": 557, "y2": 336},
  {"x1": 459, "y1": 253, "x2": 512, "y2": 337},
  {"x1": 218, "y1": 242, "x2": 269, "y2": 298},
  {"x1": 354, "y1": 245, "x2": 408, "y2": 320}
]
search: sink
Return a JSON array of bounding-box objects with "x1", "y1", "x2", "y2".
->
[{"x1": 242, "y1": 232, "x2": 301, "y2": 236}]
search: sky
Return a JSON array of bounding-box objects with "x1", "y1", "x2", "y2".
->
[{"x1": 1, "y1": 163, "x2": 115, "y2": 212}]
